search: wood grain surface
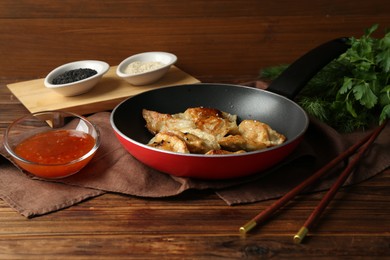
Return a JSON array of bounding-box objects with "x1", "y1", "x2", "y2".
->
[
  {"x1": 1, "y1": 0, "x2": 389, "y2": 83},
  {"x1": 6, "y1": 66, "x2": 199, "y2": 115},
  {"x1": 0, "y1": 1, "x2": 389, "y2": 258}
]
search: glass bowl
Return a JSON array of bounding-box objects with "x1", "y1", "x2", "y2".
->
[{"x1": 4, "y1": 111, "x2": 100, "y2": 179}]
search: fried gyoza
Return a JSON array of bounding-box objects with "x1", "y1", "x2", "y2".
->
[
  {"x1": 142, "y1": 107, "x2": 286, "y2": 155},
  {"x1": 219, "y1": 120, "x2": 286, "y2": 152},
  {"x1": 182, "y1": 107, "x2": 239, "y2": 139}
]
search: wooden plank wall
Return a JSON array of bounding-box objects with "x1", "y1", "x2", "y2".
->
[{"x1": 0, "y1": 0, "x2": 389, "y2": 83}]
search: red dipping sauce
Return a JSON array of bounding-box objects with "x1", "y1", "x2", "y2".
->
[{"x1": 14, "y1": 129, "x2": 96, "y2": 179}]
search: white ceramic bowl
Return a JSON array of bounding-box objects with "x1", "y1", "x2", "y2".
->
[
  {"x1": 116, "y1": 52, "x2": 177, "y2": 85},
  {"x1": 44, "y1": 60, "x2": 110, "y2": 96}
]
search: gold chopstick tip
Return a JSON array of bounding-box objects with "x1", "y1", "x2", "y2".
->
[
  {"x1": 293, "y1": 227, "x2": 308, "y2": 244},
  {"x1": 239, "y1": 220, "x2": 257, "y2": 234}
]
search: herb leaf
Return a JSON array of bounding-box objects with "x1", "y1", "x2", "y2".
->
[
  {"x1": 380, "y1": 104, "x2": 390, "y2": 123},
  {"x1": 352, "y1": 81, "x2": 378, "y2": 108},
  {"x1": 259, "y1": 24, "x2": 390, "y2": 132}
]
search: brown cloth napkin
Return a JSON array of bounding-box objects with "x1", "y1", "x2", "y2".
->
[{"x1": 1, "y1": 110, "x2": 389, "y2": 218}]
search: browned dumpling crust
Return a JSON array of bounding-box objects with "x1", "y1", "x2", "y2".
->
[{"x1": 142, "y1": 107, "x2": 286, "y2": 155}]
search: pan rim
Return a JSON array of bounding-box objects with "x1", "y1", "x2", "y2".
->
[{"x1": 110, "y1": 83, "x2": 309, "y2": 158}]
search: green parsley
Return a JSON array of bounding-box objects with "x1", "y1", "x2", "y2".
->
[{"x1": 260, "y1": 24, "x2": 390, "y2": 132}]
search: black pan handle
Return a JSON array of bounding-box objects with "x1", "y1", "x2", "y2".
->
[{"x1": 267, "y1": 37, "x2": 350, "y2": 100}]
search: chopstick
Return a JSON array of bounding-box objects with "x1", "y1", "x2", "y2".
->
[
  {"x1": 293, "y1": 120, "x2": 387, "y2": 243},
  {"x1": 239, "y1": 121, "x2": 387, "y2": 239}
]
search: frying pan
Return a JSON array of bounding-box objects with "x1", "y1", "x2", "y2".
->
[{"x1": 111, "y1": 38, "x2": 349, "y2": 179}]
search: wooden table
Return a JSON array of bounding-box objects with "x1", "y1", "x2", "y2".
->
[
  {"x1": 1, "y1": 78, "x2": 389, "y2": 258},
  {"x1": 1, "y1": 1, "x2": 390, "y2": 258}
]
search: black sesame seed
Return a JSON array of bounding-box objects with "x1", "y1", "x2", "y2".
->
[{"x1": 52, "y1": 68, "x2": 97, "y2": 84}]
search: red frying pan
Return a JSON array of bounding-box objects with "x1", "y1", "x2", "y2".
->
[{"x1": 111, "y1": 38, "x2": 349, "y2": 179}]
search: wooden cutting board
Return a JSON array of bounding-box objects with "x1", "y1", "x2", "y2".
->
[{"x1": 7, "y1": 65, "x2": 200, "y2": 115}]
